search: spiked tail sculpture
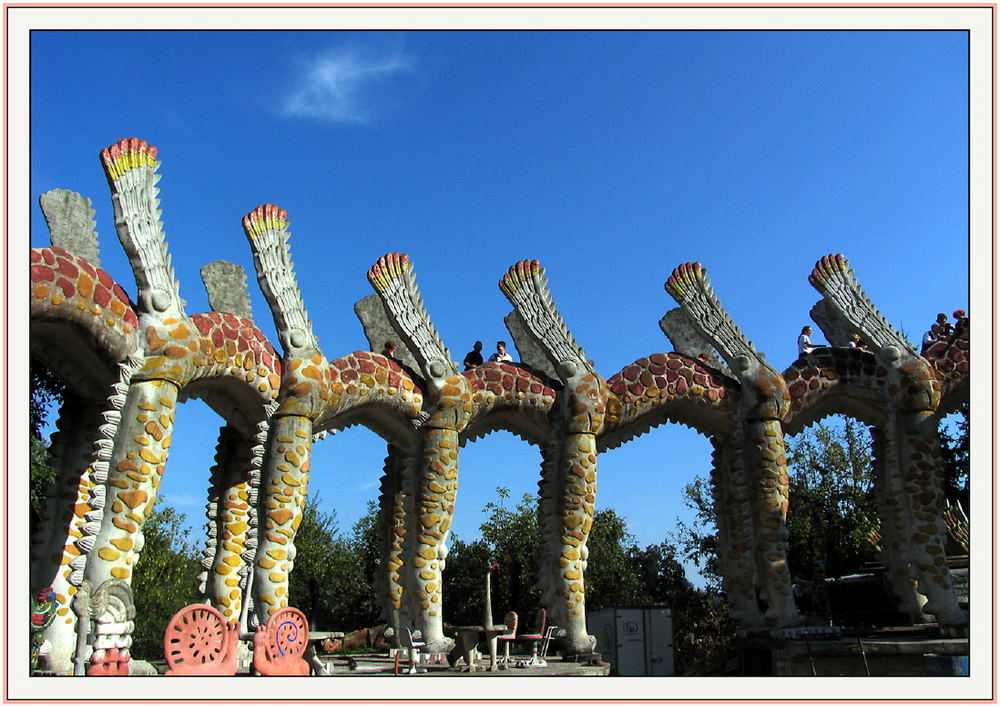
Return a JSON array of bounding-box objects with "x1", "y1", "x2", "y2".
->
[
  {"x1": 666, "y1": 262, "x2": 801, "y2": 628},
  {"x1": 243, "y1": 205, "x2": 329, "y2": 624},
  {"x1": 82, "y1": 140, "x2": 196, "y2": 609},
  {"x1": 809, "y1": 254, "x2": 964, "y2": 626},
  {"x1": 498, "y1": 260, "x2": 604, "y2": 655},
  {"x1": 368, "y1": 253, "x2": 470, "y2": 653}
]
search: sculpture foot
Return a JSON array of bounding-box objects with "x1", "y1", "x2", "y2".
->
[
  {"x1": 425, "y1": 636, "x2": 454, "y2": 654},
  {"x1": 559, "y1": 632, "x2": 597, "y2": 657},
  {"x1": 929, "y1": 606, "x2": 969, "y2": 628},
  {"x1": 764, "y1": 603, "x2": 808, "y2": 628}
]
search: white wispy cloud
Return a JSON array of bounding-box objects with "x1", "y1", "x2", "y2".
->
[{"x1": 283, "y1": 45, "x2": 413, "y2": 124}]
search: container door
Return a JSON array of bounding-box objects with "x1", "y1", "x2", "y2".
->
[
  {"x1": 615, "y1": 608, "x2": 647, "y2": 676},
  {"x1": 645, "y1": 608, "x2": 674, "y2": 676}
]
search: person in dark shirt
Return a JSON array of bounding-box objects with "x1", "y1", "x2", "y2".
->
[{"x1": 462, "y1": 341, "x2": 484, "y2": 370}]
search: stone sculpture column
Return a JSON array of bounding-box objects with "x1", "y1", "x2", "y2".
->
[
  {"x1": 666, "y1": 263, "x2": 802, "y2": 627},
  {"x1": 368, "y1": 253, "x2": 473, "y2": 652},
  {"x1": 82, "y1": 139, "x2": 199, "y2": 591},
  {"x1": 242, "y1": 205, "x2": 330, "y2": 623},
  {"x1": 808, "y1": 254, "x2": 966, "y2": 626},
  {"x1": 375, "y1": 445, "x2": 412, "y2": 647},
  {"x1": 498, "y1": 260, "x2": 605, "y2": 655},
  {"x1": 198, "y1": 425, "x2": 256, "y2": 622},
  {"x1": 193, "y1": 260, "x2": 260, "y2": 621},
  {"x1": 29, "y1": 394, "x2": 105, "y2": 673}
]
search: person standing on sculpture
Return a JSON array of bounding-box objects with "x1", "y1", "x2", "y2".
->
[
  {"x1": 797, "y1": 326, "x2": 819, "y2": 356},
  {"x1": 489, "y1": 341, "x2": 513, "y2": 363},
  {"x1": 463, "y1": 341, "x2": 484, "y2": 370}
]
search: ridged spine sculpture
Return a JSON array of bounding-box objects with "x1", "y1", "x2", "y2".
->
[
  {"x1": 27, "y1": 137, "x2": 970, "y2": 673},
  {"x1": 243, "y1": 205, "x2": 331, "y2": 624},
  {"x1": 666, "y1": 262, "x2": 801, "y2": 627},
  {"x1": 499, "y1": 260, "x2": 606, "y2": 654},
  {"x1": 368, "y1": 253, "x2": 473, "y2": 652},
  {"x1": 808, "y1": 254, "x2": 965, "y2": 625}
]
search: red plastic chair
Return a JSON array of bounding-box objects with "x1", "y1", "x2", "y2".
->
[
  {"x1": 496, "y1": 611, "x2": 518, "y2": 664},
  {"x1": 163, "y1": 604, "x2": 239, "y2": 676},
  {"x1": 253, "y1": 607, "x2": 310, "y2": 675},
  {"x1": 518, "y1": 609, "x2": 547, "y2": 667}
]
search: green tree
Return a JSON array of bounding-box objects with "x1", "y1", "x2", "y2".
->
[
  {"x1": 783, "y1": 417, "x2": 879, "y2": 579},
  {"x1": 939, "y1": 401, "x2": 969, "y2": 511},
  {"x1": 130, "y1": 497, "x2": 201, "y2": 660},
  {"x1": 287, "y1": 495, "x2": 381, "y2": 632},
  {"x1": 583, "y1": 509, "x2": 643, "y2": 610},
  {"x1": 675, "y1": 474, "x2": 724, "y2": 589},
  {"x1": 441, "y1": 535, "x2": 491, "y2": 626},
  {"x1": 479, "y1": 489, "x2": 542, "y2": 622},
  {"x1": 444, "y1": 487, "x2": 734, "y2": 674},
  {"x1": 29, "y1": 362, "x2": 66, "y2": 529}
]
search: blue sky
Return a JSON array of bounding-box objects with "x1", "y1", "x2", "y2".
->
[{"x1": 30, "y1": 30, "x2": 969, "y2": 583}]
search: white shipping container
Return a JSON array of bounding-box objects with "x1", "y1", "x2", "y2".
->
[{"x1": 587, "y1": 606, "x2": 674, "y2": 676}]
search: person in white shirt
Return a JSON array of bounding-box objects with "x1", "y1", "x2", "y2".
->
[
  {"x1": 797, "y1": 326, "x2": 818, "y2": 356},
  {"x1": 489, "y1": 340, "x2": 513, "y2": 363}
]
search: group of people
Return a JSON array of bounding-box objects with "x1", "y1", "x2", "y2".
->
[
  {"x1": 377, "y1": 339, "x2": 515, "y2": 370},
  {"x1": 382, "y1": 313, "x2": 966, "y2": 373},
  {"x1": 796, "y1": 307, "x2": 967, "y2": 358},
  {"x1": 921, "y1": 310, "x2": 966, "y2": 353},
  {"x1": 462, "y1": 340, "x2": 513, "y2": 369},
  {"x1": 796, "y1": 326, "x2": 866, "y2": 356}
]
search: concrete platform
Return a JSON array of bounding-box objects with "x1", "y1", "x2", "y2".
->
[
  {"x1": 242, "y1": 652, "x2": 610, "y2": 677},
  {"x1": 739, "y1": 625, "x2": 970, "y2": 677}
]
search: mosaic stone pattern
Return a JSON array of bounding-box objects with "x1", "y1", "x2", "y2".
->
[
  {"x1": 29, "y1": 137, "x2": 973, "y2": 673},
  {"x1": 31, "y1": 247, "x2": 139, "y2": 359},
  {"x1": 782, "y1": 347, "x2": 891, "y2": 431}
]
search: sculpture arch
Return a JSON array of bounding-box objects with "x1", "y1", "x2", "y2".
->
[{"x1": 27, "y1": 137, "x2": 969, "y2": 673}]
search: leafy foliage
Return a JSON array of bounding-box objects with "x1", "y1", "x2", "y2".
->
[
  {"x1": 129, "y1": 498, "x2": 201, "y2": 660},
  {"x1": 444, "y1": 488, "x2": 735, "y2": 674},
  {"x1": 675, "y1": 475, "x2": 723, "y2": 589},
  {"x1": 29, "y1": 362, "x2": 67, "y2": 529},
  {"x1": 939, "y1": 401, "x2": 969, "y2": 511},
  {"x1": 286, "y1": 496, "x2": 381, "y2": 631},
  {"x1": 29, "y1": 361, "x2": 67, "y2": 439},
  {"x1": 783, "y1": 417, "x2": 880, "y2": 579}
]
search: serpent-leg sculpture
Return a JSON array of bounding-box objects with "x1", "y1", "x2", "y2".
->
[
  {"x1": 198, "y1": 424, "x2": 256, "y2": 622},
  {"x1": 499, "y1": 260, "x2": 606, "y2": 654},
  {"x1": 809, "y1": 254, "x2": 966, "y2": 625},
  {"x1": 29, "y1": 395, "x2": 106, "y2": 672},
  {"x1": 81, "y1": 139, "x2": 201, "y2": 593},
  {"x1": 708, "y1": 431, "x2": 765, "y2": 627},
  {"x1": 870, "y1": 424, "x2": 928, "y2": 621},
  {"x1": 666, "y1": 263, "x2": 802, "y2": 627},
  {"x1": 30, "y1": 190, "x2": 146, "y2": 673},
  {"x1": 368, "y1": 253, "x2": 473, "y2": 652},
  {"x1": 375, "y1": 444, "x2": 413, "y2": 646},
  {"x1": 243, "y1": 205, "x2": 331, "y2": 623}
]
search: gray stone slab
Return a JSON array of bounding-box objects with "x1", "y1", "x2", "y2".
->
[
  {"x1": 354, "y1": 294, "x2": 419, "y2": 371},
  {"x1": 200, "y1": 260, "x2": 252, "y2": 319},
  {"x1": 39, "y1": 189, "x2": 100, "y2": 265},
  {"x1": 810, "y1": 299, "x2": 854, "y2": 347},
  {"x1": 504, "y1": 310, "x2": 558, "y2": 380},
  {"x1": 659, "y1": 308, "x2": 730, "y2": 374}
]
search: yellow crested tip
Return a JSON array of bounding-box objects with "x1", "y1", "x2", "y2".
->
[
  {"x1": 100, "y1": 138, "x2": 158, "y2": 181},
  {"x1": 242, "y1": 205, "x2": 289, "y2": 238}
]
